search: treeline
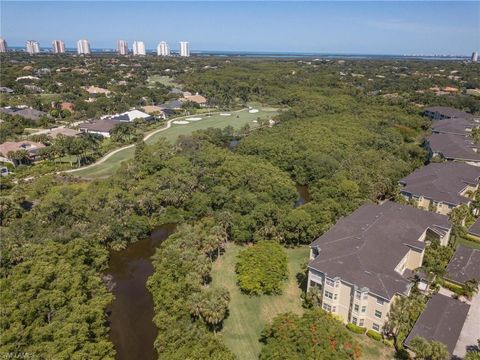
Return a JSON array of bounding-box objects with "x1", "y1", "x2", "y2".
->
[{"x1": 0, "y1": 57, "x2": 446, "y2": 358}]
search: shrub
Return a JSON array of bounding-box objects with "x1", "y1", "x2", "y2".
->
[
  {"x1": 346, "y1": 323, "x2": 366, "y2": 334},
  {"x1": 366, "y1": 329, "x2": 382, "y2": 341},
  {"x1": 235, "y1": 241, "x2": 288, "y2": 295},
  {"x1": 383, "y1": 338, "x2": 394, "y2": 347},
  {"x1": 442, "y1": 279, "x2": 464, "y2": 295}
]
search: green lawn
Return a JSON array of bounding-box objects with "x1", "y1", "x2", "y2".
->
[
  {"x1": 72, "y1": 107, "x2": 277, "y2": 178},
  {"x1": 147, "y1": 75, "x2": 179, "y2": 87},
  {"x1": 211, "y1": 243, "x2": 309, "y2": 360},
  {"x1": 352, "y1": 334, "x2": 395, "y2": 360}
]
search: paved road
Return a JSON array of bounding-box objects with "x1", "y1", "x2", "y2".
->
[{"x1": 453, "y1": 291, "x2": 480, "y2": 358}]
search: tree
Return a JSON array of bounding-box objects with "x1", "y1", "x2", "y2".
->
[
  {"x1": 463, "y1": 279, "x2": 479, "y2": 299},
  {"x1": 189, "y1": 287, "x2": 230, "y2": 333},
  {"x1": 384, "y1": 294, "x2": 426, "y2": 350},
  {"x1": 259, "y1": 309, "x2": 361, "y2": 359},
  {"x1": 421, "y1": 239, "x2": 454, "y2": 276},
  {"x1": 235, "y1": 241, "x2": 288, "y2": 295},
  {"x1": 6, "y1": 149, "x2": 30, "y2": 166},
  {"x1": 409, "y1": 336, "x2": 449, "y2": 360}
]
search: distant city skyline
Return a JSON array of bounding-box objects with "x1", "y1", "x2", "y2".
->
[{"x1": 1, "y1": 1, "x2": 479, "y2": 55}]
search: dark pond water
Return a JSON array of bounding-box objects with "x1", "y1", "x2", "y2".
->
[
  {"x1": 295, "y1": 184, "x2": 311, "y2": 207},
  {"x1": 106, "y1": 185, "x2": 309, "y2": 359},
  {"x1": 106, "y1": 224, "x2": 175, "y2": 360}
]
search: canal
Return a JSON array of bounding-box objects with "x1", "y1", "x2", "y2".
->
[
  {"x1": 106, "y1": 224, "x2": 175, "y2": 360},
  {"x1": 106, "y1": 185, "x2": 309, "y2": 359}
]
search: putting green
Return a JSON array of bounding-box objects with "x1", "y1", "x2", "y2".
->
[{"x1": 72, "y1": 107, "x2": 277, "y2": 179}]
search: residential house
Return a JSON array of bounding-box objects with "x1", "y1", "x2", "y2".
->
[
  {"x1": 425, "y1": 133, "x2": 480, "y2": 166},
  {"x1": 0, "y1": 87, "x2": 14, "y2": 94},
  {"x1": 60, "y1": 102, "x2": 75, "y2": 112},
  {"x1": 79, "y1": 118, "x2": 122, "y2": 137},
  {"x1": 404, "y1": 294, "x2": 470, "y2": 357},
  {"x1": 423, "y1": 107, "x2": 475, "y2": 121},
  {"x1": 0, "y1": 106, "x2": 48, "y2": 122},
  {"x1": 182, "y1": 92, "x2": 208, "y2": 106},
  {"x1": 399, "y1": 162, "x2": 480, "y2": 215},
  {"x1": 82, "y1": 85, "x2": 111, "y2": 96},
  {"x1": 142, "y1": 105, "x2": 166, "y2": 119},
  {"x1": 307, "y1": 202, "x2": 451, "y2": 332},
  {"x1": 0, "y1": 141, "x2": 46, "y2": 165},
  {"x1": 105, "y1": 109, "x2": 152, "y2": 122},
  {"x1": 444, "y1": 245, "x2": 480, "y2": 286},
  {"x1": 431, "y1": 118, "x2": 477, "y2": 137}
]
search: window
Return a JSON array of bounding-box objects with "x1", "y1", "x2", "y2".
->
[
  {"x1": 363, "y1": 293, "x2": 368, "y2": 300},
  {"x1": 376, "y1": 298, "x2": 385, "y2": 306},
  {"x1": 361, "y1": 306, "x2": 366, "y2": 313},
  {"x1": 375, "y1": 310, "x2": 382, "y2": 318},
  {"x1": 325, "y1": 291, "x2": 333, "y2": 299},
  {"x1": 359, "y1": 319, "x2": 364, "y2": 327},
  {"x1": 326, "y1": 278, "x2": 335, "y2": 287},
  {"x1": 332, "y1": 306, "x2": 336, "y2": 312},
  {"x1": 334, "y1": 294, "x2": 338, "y2": 300},
  {"x1": 354, "y1": 304, "x2": 359, "y2": 312},
  {"x1": 372, "y1": 323, "x2": 380, "y2": 332},
  {"x1": 323, "y1": 303, "x2": 331, "y2": 312},
  {"x1": 352, "y1": 317, "x2": 357, "y2": 325},
  {"x1": 355, "y1": 292, "x2": 361, "y2": 300}
]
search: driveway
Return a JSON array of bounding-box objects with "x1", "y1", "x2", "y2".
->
[{"x1": 454, "y1": 291, "x2": 480, "y2": 358}]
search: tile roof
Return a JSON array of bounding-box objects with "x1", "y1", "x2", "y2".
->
[
  {"x1": 432, "y1": 118, "x2": 476, "y2": 137},
  {"x1": 79, "y1": 119, "x2": 123, "y2": 133},
  {"x1": 445, "y1": 245, "x2": 480, "y2": 284},
  {"x1": 424, "y1": 107, "x2": 475, "y2": 121},
  {"x1": 309, "y1": 202, "x2": 451, "y2": 299},
  {"x1": 426, "y1": 133, "x2": 480, "y2": 162},
  {"x1": 399, "y1": 162, "x2": 480, "y2": 206},
  {"x1": 404, "y1": 294, "x2": 470, "y2": 354},
  {"x1": 0, "y1": 141, "x2": 46, "y2": 157}
]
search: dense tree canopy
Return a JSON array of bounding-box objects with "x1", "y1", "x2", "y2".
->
[
  {"x1": 235, "y1": 241, "x2": 288, "y2": 295},
  {"x1": 259, "y1": 309, "x2": 361, "y2": 359}
]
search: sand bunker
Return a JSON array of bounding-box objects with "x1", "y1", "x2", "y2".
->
[
  {"x1": 220, "y1": 113, "x2": 231, "y2": 116},
  {"x1": 249, "y1": 109, "x2": 259, "y2": 113},
  {"x1": 186, "y1": 117, "x2": 202, "y2": 121},
  {"x1": 173, "y1": 120, "x2": 189, "y2": 125}
]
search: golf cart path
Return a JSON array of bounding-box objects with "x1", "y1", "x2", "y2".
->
[{"x1": 64, "y1": 108, "x2": 247, "y2": 174}]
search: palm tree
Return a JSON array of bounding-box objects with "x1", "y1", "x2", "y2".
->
[{"x1": 463, "y1": 279, "x2": 479, "y2": 299}]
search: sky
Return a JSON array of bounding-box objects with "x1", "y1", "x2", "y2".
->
[{"x1": 1, "y1": 1, "x2": 479, "y2": 55}]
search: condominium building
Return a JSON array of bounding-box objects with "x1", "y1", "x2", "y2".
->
[
  {"x1": 52, "y1": 40, "x2": 66, "y2": 54},
  {"x1": 179, "y1": 41, "x2": 190, "y2": 57},
  {"x1": 0, "y1": 38, "x2": 8, "y2": 53},
  {"x1": 77, "y1": 39, "x2": 91, "y2": 55},
  {"x1": 26, "y1": 40, "x2": 40, "y2": 54},
  {"x1": 472, "y1": 51, "x2": 478, "y2": 63},
  {"x1": 132, "y1": 41, "x2": 146, "y2": 56},
  {"x1": 399, "y1": 162, "x2": 480, "y2": 215},
  {"x1": 117, "y1": 40, "x2": 128, "y2": 55},
  {"x1": 157, "y1": 41, "x2": 170, "y2": 56},
  {"x1": 307, "y1": 202, "x2": 451, "y2": 332}
]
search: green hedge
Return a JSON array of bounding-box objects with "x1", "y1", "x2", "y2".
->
[
  {"x1": 442, "y1": 279, "x2": 464, "y2": 295},
  {"x1": 346, "y1": 323, "x2": 366, "y2": 334},
  {"x1": 383, "y1": 339, "x2": 394, "y2": 347},
  {"x1": 366, "y1": 329, "x2": 382, "y2": 341}
]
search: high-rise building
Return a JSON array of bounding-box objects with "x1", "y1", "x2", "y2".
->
[
  {"x1": 179, "y1": 41, "x2": 190, "y2": 57},
  {"x1": 472, "y1": 51, "x2": 478, "y2": 62},
  {"x1": 26, "y1": 40, "x2": 40, "y2": 54},
  {"x1": 52, "y1": 40, "x2": 66, "y2": 54},
  {"x1": 157, "y1": 41, "x2": 170, "y2": 56},
  {"x1": 77, "y1": 39, "x2": 91, "y2": 55},
  {"x1": 0, "y1": 38, "x2": 8, "y2": 53},
  {"x1": 117, "y1": 40, "x2": 128, "y2": 55},
  {"x1": 132, "y1": 41, "x2": 146, "y2": 56}
]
